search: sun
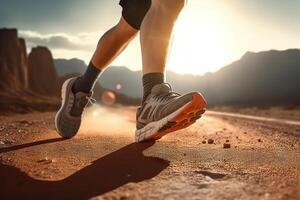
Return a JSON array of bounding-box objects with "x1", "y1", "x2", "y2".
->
[{"x1": 167, "y1": 2, "x2": 227, "y2": 75}]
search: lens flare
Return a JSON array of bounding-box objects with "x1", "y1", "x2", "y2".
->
[
  {"x1": 101, "y1": 91, "x2": 116, "y2": 106},
  {"x1": 116, "y1": 83, "x2": 123, "y2": 90}
]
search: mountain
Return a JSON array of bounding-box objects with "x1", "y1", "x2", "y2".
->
[
  {"x1": 53, "y1": 61, "x2": 200, "y2": 98},
  {"x1": 199, "y1": 49, "x2": 300, "y2": 105},
  {"x1": 54, "y1": 49, "x2": 300, "y2": 106},
  {"x1": 54, "y1": 58, "x2": 86, "y2": 76}
]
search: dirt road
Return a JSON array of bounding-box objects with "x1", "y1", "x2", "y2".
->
[{"x1": 0, "y1": 106, "x2": 300, "y2": 200}]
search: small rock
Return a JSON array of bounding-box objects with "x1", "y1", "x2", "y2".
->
[
  {"x1": 244, "y1": 131, "x2": 247, "y2": 134},
  {"x1": 183, "y1": 153, "x2": 187, "y2": 156},
  {"x1": 0, "y1": 141, "x2": 5, "y2": 145},
  {"x1": 38, "y1": 157, "x2": 53, "y2": 164},
  {"x1": 202, "y1": 140, "x2": 206, "y2": 144},
  {"x1": 18, "y1": 120, "x2": 33, "y2": 126},
  {"x1": 226, "y1": 139, "x2": 230, "y2": 142},
  {"x1": 0, "y1": 126, "x2": 4, "y2": 131},
  {"x1": 4, "y1": 140, "x2": 14, "y2": 145},
  {"x1": 208, "y1": 139, "x2": 214, "y2": 144},
  {"x1": 19, "y1": 120, "x2": 29, "y2": 124},
  {"x1": 223, "y1": 143, "x2": 231, "y2": 149},
  {"x1": 120, "y1": 195, "x2": 129, "y2": 200},
  {"x1": 257, "y1": 139, "x2": 262, "y2": 142}
]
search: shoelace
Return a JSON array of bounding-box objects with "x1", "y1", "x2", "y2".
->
[
  {"x1": 153, "y1": 83, "x2": 181, "y2": 103},
  {"x1": 70, "y1": 94, "x2": 95, "y2": 116},
  {"x1": 154, "y1": 92, "x2": 180, "y2": 103},
  {"x1": 76, "y1": 95, "x2": 95, "y2": 107},
  {"x1": 87, "y1": 96, "x2": 96, "y2": 105}
]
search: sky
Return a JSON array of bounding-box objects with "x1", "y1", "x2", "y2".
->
[{"x1": 1, "y1": 0, "x2": 300, "y2": 75}]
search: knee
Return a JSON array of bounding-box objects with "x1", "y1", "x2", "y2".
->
[
  {"x1": 114, "y1": 17, "x2": 138, "y2": 41},
  {"x1": 152, "y1": 0, "x2": 186, "y2": 16}
]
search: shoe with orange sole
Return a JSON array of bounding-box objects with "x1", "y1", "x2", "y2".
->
[{"x1": 135, "y1": 83, "x2": 207, "y2": 142}]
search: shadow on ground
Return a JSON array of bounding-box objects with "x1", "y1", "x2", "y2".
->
[
  {"x1": 0, "y1": 138, "x2": 66, "y2": 153},
  {"x1": 0, "y1": 140, "x2": 169, "y2": 199}
]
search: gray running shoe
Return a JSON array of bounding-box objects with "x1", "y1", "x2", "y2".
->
[
  {"x1": 55, "y1": 77, "x2": 92, "y2": 138},
  {"x1": 135, "y1": 83, "x2": 207, "y2": 142}
]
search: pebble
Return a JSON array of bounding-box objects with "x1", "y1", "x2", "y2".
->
[
  {"x1": 208, "y1": 139, "x2": 214, "y2": 144},
  {"x1": 202, "y1": 140, "x2": 206, "y2": 144},
  {"x1": 226, "y1": 139, "x2": 230, "y2": 142},
  {"x1": 19, "y1": 120, "x2": 29, "y2": 124},
  {"x1": 120, "y1": 195, "x2": 129, "y2": 200},
  {"x1": 18, "y1": 120, "x2": 33, "y2": 126},
  {"x1": 4, "y1": 140, "x2": 14, "y2": 145},
  {"x1": 257, "y1": 139, "x2": 262, "y2": 142},
  {"x1": 38, "y1": 157, "x2": 54, "y2": 164},
  {"x1": 223, "y1": 143, "x2": 231, "y2": 149}
]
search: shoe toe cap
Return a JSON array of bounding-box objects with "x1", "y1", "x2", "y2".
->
[{"x1": 56, "y1": 113, "x2": 80, "y2": 139}]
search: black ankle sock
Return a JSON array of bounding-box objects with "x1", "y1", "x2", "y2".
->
[
  {"x1": 142, "y1": 72, "x2": 165, "y2": 101},
  {"x1": 72, "y1": 62, "x2": 101, "y2": 93}
]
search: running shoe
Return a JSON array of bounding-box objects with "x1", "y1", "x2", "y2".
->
[
  {"x1": 55, "y1": 77, "x2": 92, "y2": 138},
  {"x1": 135, "y1": 83, "x2": 207, "y2": 142}
]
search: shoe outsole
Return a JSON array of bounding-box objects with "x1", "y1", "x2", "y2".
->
[
  {"x1": 55, "y1": 78, "x2": 79, "y2": 138},
  {"x1": 135, "y1": 93, "x2": 207, "y2": 142}
]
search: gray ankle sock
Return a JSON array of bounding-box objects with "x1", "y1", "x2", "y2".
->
[
  {"x1": 142, "y1": 72, "x2": 165, "y2": 101},
  {"x1": 72, "y1": 62, "x2": 101, "y2": 93}
]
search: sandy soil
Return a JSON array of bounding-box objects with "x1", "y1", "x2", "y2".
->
[{"x1": 0, "y1": 106, "x2": 300, "y2": 200}]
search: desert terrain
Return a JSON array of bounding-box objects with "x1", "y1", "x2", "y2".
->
[{"x1": 0, "y1": 106, "x2": 299, "y2": 200}]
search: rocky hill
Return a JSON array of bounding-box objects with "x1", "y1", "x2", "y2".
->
[
  {"x1": 0, "y1": 29, "x2": 28, "y2": 93},
  {"x1": 0, "y1": 28, "x2": 140, "y2": 112},
  {"x1": 28, "y1": 47, "x2": 60, "y2": 96}
]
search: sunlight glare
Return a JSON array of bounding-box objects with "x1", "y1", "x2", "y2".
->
[{"x1": 168, "y1": 1, "x2": 227, "y2": 75}]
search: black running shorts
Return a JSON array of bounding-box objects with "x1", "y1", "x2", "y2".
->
[{"x1": 119, "y1": 0, "x2": 152, "y2": 30}]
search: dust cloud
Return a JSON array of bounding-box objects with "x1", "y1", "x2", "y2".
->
[{"x1": 79, "y1": 104, "x2": 136, "y2": 136}]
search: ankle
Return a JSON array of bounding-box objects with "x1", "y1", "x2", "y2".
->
[
  {"x1": 72, "y1": 62, "x2": 102, "y2": 93},
  {"x1": 142, "y1": 72, "x2": 165, "y2": 101}
]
